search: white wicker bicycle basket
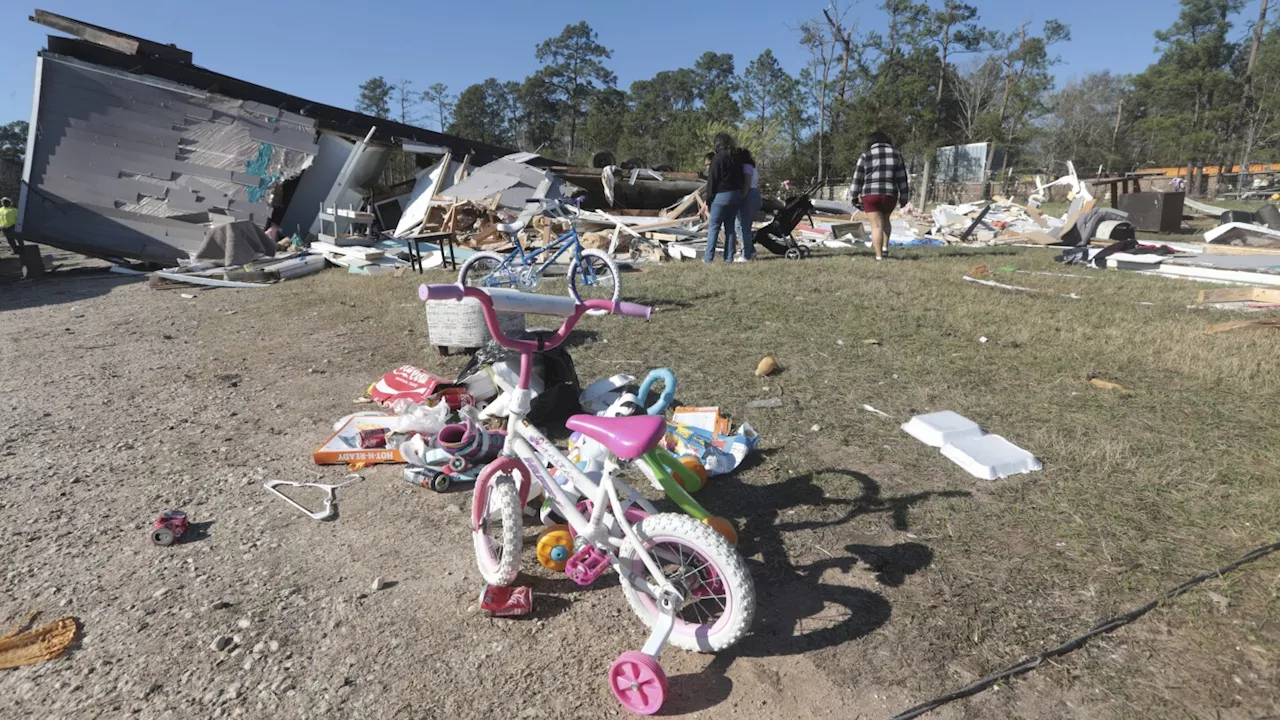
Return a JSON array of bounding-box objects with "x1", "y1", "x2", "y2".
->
[{"x1": 425, "y1": 297, "x2": 526, "y2": 351}]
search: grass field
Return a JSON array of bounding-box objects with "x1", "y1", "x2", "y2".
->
[{"x1": 234, "y1": 245, "x2": 1280, "y2": 718}]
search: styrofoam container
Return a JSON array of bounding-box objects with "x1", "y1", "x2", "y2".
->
[
  {"x1": 940, "y1": 435, "x2": 1042, "y2": 480},
  {"x1": 901, "y1": 411, "x2": 984, "y2": 448}
]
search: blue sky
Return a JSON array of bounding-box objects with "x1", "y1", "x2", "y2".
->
[{"x1": 0, "y1": 0, "x2": 1269, "y2": 128}]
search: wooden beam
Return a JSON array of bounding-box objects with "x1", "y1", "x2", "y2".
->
[
  {"x1": 663, "y1": 184, "x2": 707, "y2": 219},
  {"x1": 31, "y1": 10, "x2": 193, "y2": 63},
  {"x1": 32, "y1": 10, "x2": 138, "y2": 55},
  {"x1": 1205, "y1": 318, "x2": 1280, "y2": 334},
  {"x1": 427, "y1": 151, "x2": 452, "y2": 204},
  {"x1": 1196, "y1": 287, "x2": 1280, "y2": 304}
]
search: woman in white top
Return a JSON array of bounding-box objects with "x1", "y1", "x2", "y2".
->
[{"x1": 736, "y1": 149, "x2": 761, "y2": 261}]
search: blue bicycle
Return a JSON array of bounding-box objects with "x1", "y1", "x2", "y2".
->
[{"x1": 456, "y1": 198, "x2": 622, "y2": 309}]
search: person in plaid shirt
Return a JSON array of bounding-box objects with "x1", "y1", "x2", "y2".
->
[{"x1": 850, "y1": 131, "x2": 910, "y2": 261}]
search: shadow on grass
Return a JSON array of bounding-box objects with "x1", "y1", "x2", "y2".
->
[{"x1": 706, "y1": 469, "x2": 968, "y2": 665}]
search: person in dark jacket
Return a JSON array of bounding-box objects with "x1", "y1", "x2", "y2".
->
[
  {"x1": 703, "y1": 133, "x2": 744, "y2": 263},
  {"x1": 850, "y1": 130, "x2": 910, "y2": 261},
  {"x1": 736, "y1": 149, "x2": 761, "y2": 261}
]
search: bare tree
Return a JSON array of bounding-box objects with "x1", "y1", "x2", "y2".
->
[
  {"x1": 821, "y1": 2, "x2": 859, "y2": 136},
  {"x1": 423, "y1": 83, "x2": 455, "y2": 132},
  {"x1": 799, "y1": 18, "x2": 839, "y2": 181},
  {"x1": 954, "y1": 57, "x2": 1000, "y2": 142},
  {"x1": 391, "y1": 79, "x2": 421, "y2": 125}
]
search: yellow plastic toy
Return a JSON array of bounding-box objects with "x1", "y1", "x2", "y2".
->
[
  {"x1": 536, "y1": 525, "x2": 574, "y2": 571},
  {"x1": 676, "y1": 456, "x2": 708, "y2": 493},
  {"x1": 703, "y1": 516, "x2": 738, "y2": 546}
]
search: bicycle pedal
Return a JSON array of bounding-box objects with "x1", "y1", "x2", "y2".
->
[{"x1": 565, "y1": 545, "x2": 611, "y2": 587}]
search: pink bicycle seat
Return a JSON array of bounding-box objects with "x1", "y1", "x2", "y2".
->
[{"x1": 565, "y1": 414, "x2": 666, "y2": 460}]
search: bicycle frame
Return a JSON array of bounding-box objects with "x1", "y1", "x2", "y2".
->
[
  {"x1": 484, "y1": 412, "x2": 676, "y2": 599},
  {"x1": 481, "y1": 221, "x2": 602, "y2": 288}
]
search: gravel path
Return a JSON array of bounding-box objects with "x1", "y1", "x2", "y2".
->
[{"x1": 0, "y1": 256, "x2": 885, "y2": 720}]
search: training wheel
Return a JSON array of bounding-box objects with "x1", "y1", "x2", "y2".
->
[
  {"x1": 798, "y1": 246, "x2": 812, "y2": 258},
  {"x1": 536, "y1": 524, "x2": 574, "y2": 572},
  {"x1": 608, "y1": 651, "x2": 667, "y2": 715},
  {"x1": 703, "y1": 516, "x2": 738, "y2": 546},
  {"x1": 430, "y1": 473, "x2": 451, "y2": 493},
  {"x1": 448, "y1": 456, "x2": 469, "y2": 472},
  {"x1": 784, "y1": 247, "x2": 801, "y2": 260}
]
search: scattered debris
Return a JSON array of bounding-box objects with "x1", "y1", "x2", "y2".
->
[
  {"x1": 902, "y1": 411, "x2": 984, "y2": 448},
  {"x1": 903, "y1": 411, "x2": 1041, "y2": 480},
  {"x1": 746, "y1": 397, "x2": 784, "y2": 409},
  {"x1": 862, "y1": 404, "x2": 893, "y2": 419},
  {"x1": 1196, "y1": 287, "x2": 1280, "y2": 305},
  {"x1": 150, "y1": 510, "x2": 189, "y2": 546},
  {"x1": 755, "y1": 357, "x2": 778, "y2": 377},
  {"x1": 371, "y1": 577, "x2": 391, "y2": 593},
  {"x1": 1204, "y1": 318, "x2": 1280, "y2": 335},
  {"x1": 478, "y1": 585, "x2": 533, "y2": 618},
  {"x1": 0, "y1": 614, "x2": 78, "y2": 670},
  {"x1": 263, "y1": 474, "x2": 361, "y2": 521},
  {"x1": 1088, "y1": 378, "x2": 1130, "y2": 394},
  {"x1": 963, "y1": 275, "x2": 1033, "y2": 292},
  {"x1": 1205, "y1": 222, "x2": 1280, "y2": 248}
]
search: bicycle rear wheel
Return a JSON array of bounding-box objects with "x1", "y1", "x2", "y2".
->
[
  {"x1": 568, "y1": 249, "x2": 621, "y2": 309},
  {"x1": 619, "y1": 513, "x2": 755, "y2": 653},
  {"x1": 458, "y1": 251, "x2": 514, "y2": 288}
]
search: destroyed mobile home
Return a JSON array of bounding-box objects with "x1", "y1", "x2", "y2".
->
[
  {"x1": 11, "y1": 10, "x2": 1280, "y2": 293},
  {"x1": 9, "y1": 11, "x2": 737, "y2": 283}
]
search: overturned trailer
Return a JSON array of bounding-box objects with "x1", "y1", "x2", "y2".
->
[{"x1": 16, "y1": 10, "x2": 525, "y2": 265}]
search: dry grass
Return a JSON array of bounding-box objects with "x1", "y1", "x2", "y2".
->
[{"x1": 204, "y1": 247, "x2": 1280, "y2": 717}]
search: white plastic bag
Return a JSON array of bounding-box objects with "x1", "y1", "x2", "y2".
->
[{"x1": 384, "y1": 402, "x2": 449, "y2": 436}]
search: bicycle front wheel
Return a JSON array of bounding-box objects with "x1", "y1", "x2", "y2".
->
[
  {"x1": 472, "y1": 474, "x2": 523, "y2": 586},
  {"x1": 568, "y1": 249, "x2": 621, "y2": 309},
  {"x1": 619, "y1": 513, "x2": 755, "y2": 653}
]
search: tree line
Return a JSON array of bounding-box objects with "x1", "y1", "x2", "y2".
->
[{"x1": 352, "y1": 0, "x2": 1278, "y2": 188}]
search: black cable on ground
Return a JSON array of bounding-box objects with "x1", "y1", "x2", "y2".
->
[{"x1": 889, "y1": 539, "x2": 1280, "y2": 720}]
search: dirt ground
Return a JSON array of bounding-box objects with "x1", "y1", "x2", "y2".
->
[{"x1": 1, "y1": 246, "x2": 1277, "y2": 720}]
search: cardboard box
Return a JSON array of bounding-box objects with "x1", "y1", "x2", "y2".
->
[
  {"x1": 314, "y1": 415, "x2": 405, "y2": 465},
  {"x1": 671, "y1": 407, "x2": 730, "y2": 436}
]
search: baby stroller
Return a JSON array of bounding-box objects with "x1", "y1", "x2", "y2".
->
[{"x1": 752, "y1": 186, "x2": 818, "y2": 260}]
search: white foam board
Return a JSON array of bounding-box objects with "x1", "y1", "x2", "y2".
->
[
  {"x1": 901, "y1": 411, "x2": 984, "y2": 448},
  {"x1": 941, "y1": 435, "x2": 1042, "y2": 480}
]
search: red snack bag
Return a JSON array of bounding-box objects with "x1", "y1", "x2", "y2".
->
[
  {"x1": 368, "y1": 366, "x2": 450, "y2": 409},
  {"x1": 358, "y1": 427, "x2": 388, "y2": 449}
]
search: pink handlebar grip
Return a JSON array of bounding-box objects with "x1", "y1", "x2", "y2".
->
[
  {"x1": 418, "y1": 283, "x2": 464, "y2": 302},
  {"x1": 615, "y1": 302, "x2": 652, "y2": 320}
]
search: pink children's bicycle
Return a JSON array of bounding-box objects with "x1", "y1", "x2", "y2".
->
[{"x1": 418, "y1": 283, "x2": 756, "y2": 715}]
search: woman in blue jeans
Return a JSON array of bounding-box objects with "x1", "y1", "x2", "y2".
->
[
  {"x1": 703, "y1": 133, "x2": 743, "y2": 263},
  {"x1": 736, "y1": 149, "x2": 761, "y2": 261}
]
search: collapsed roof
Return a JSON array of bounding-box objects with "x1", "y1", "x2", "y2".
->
[{"x1": 16, "y1": 10, "x2": 532, "y2": 265}]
